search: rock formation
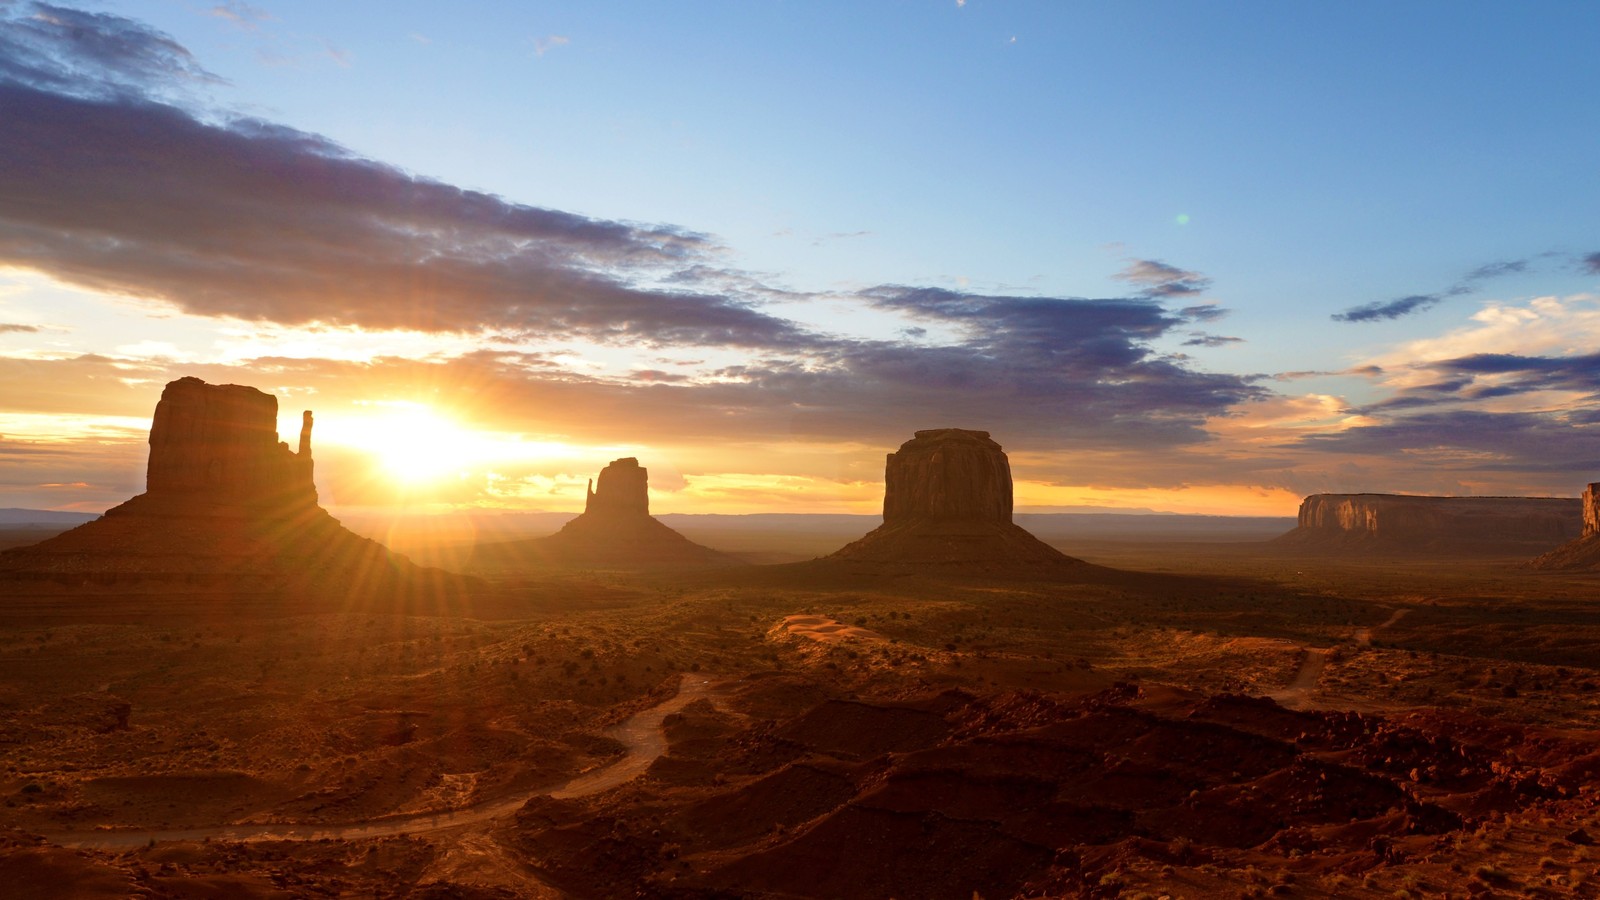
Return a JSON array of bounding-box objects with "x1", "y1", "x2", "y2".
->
[
  {"x1": 829, "y1": 429, "x2": 1081, "y2": 568},
  {"x1": 472, "y1": 457, "x2": 737, "y2": 570},
  {"x1": 144, "y1": 377, "x2": 316, "y2": 505},
  {"x1": 1275, "y1": 493, "x2": 1582, "y2": 555},
  {"x1": 1531, "y1": 482, "x2": 1600, "y2": 569},
  {"x1": 0, "y1": 377, "x2": 454, "y2": 594},
  {"x1": 585, "y1": 457, "x2": 650, "y2": 516}
]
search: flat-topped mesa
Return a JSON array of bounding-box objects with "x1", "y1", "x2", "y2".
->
[
  {"x1": 829, "y1": 428, "x2": 1081, "y2": 568},
  {"x1": 883, "y1": 429, "x2": 1012, "y2": 524},
  {"x1": 1279, "y1": 492, "x2": 1581, "y2": 555},
  {"x1": 584, "y1": 457, "x2": 649, "y2": 517},
  {"x1": 145, "y1": 376, "x2": 315, "y2": 508},
  {"x1": 1585, "y1": 483, "x2": 1600, "y2": 538}
]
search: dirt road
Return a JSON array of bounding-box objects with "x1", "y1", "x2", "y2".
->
[
  {"x1": 50, "y1": 675, "x2": 720, "y2": 851},
  {"x1": 1269, "y1": 607, "x2": 1411, "y2": 708}
]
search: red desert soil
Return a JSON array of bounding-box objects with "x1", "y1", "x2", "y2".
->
[{"x1": 4, "y1": 544, "x2": 1600, "y2": 898}]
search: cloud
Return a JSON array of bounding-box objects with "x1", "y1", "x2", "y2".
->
[
  {"x1": 1357, "y1": 351, "x2": 1600, "y2": 413},
  {"x1": 1463, "y1": 259, "x2": 1527, "y2": 282},
  {"x1": 1113, "y1": 259, "x2": 1212, "y2": 298},
  {"x1": 0, "y1": 2, "x2": 221, "y2": 100},
  {"x1": 533, "y1": 35, "x2": 569, "y2": 57},
  {"x1": 1331, "y1": 293, "x2": 1442, "y2": 323},
  {"x1": 0, "y1": 82, "x2": 832, "y2": 350},
  {"x1": 1333, "y1": 257, "x2": 1530, "y2": 323},
  {"x1": 206, "y1": 2, "x2": 271, "y2": 32},
  {"x1": 1293, "y1": 409, "x2": 1600, "y2": 475},
  {"x1": 0, "y1": 323, "x2": 40, "y2": 334},
  {"x1": 1365, "y1": 294, "x2": 1600, "y2": 388},
  {"x1": 0, "y1": 5, "x2": 1285, "y2": 507},
  {"x1": 1181, "y1": 334, "x2": 1243, "y2": 348},
  {"x1": 1179, "y1": 303, "x2": 1227, "y2": 323},
  {"x1": 1584, "y1": 252, "x2": 1600, "y2": 275}
]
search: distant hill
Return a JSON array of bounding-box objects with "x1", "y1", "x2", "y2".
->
[
  {"x1": 0, "y1": 508, "x2": 100, "y2": 527},
  {"x1": 338, "y1": 510, "x2": 1299, "y2": 568}
]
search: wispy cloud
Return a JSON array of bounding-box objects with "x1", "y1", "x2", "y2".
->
[
  {"x1": 1332, "y1": 293, "x2": 1443, "y2": 323},
  {"x1": 533, "y1": 34, "x2": 569, "y2": 57},
  {"x1": 1181, "y1": 333, "x2": 1243, "y2": 348},
  {"x1": 206, "y1": 2, "x2": 272, "y2": 32},
  {"x1": 1113, "y1": 259, "x2": 1212, "y2": 298},
  {"x1": 0, "y1": 323, "x2": 40, "y2": 334},
  {"x1": 1333, "y1": 257, "x2": 1530, "y2": 323}
]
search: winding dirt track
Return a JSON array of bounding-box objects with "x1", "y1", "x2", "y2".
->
[
  {"x1": 49, "y1": 675, "x2": 720, "y2": 851},
  {"x1": 1269, "y1": 607, "x2": 1411, "y2": 708}
]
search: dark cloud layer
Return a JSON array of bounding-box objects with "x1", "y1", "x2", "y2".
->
[
  {"x1": 1361, "y1": 351, "x2": 1600, "y2": 412},
  {"x1": 0, "y1": 3, "x2": 824, "y2": 348},
  {"x1": 1295, "y1": 409, "x2": 1600, "y2": 475},
  {"x1": 0, "y1": 83, "x2": 827, "y2": 349}
]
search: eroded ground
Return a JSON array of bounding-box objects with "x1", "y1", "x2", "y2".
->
[{"x1": 3, "y1": 544, "x2": 1600, "y2": 897}]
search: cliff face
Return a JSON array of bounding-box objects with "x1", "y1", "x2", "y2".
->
[
  {"x1": 1280, "y1": 493, "x2": 1581, "y2": 554},
  {"x1": 0, "y1": 378, "x2": 451, "y2": 594},
  {"x1": 830, "y1": 429, "x2": 1079, "y2": 568},
  {"x1": 585, "y1": 457, "x2": 649, "y2": 517},
  {"x1": 882, "y1": 429, "x2": 1012, "y2": 524},
  {"x1": 144, "y1": 377, "x2": 315, "y2": 507},
  {"x1": 1530, "y1": 482, "x2": 1600, "y2": 570}
]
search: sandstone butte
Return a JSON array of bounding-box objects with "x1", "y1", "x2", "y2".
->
[
  {"x1": 829, "y1": 428, "x2": 1082, "y2": 568},
  {"x1": 1272, "y1": 492, "x2": 1582, "y2": 556},
  {"x1": 472, "y1": 457, "x2": 736, "y2": 570},
  {"x1": 1531, "y1": 481, "x2": 1600, "y2": 569},
  {"x1": 0, "y1": 376, "x2": 451, "y2": 593}
]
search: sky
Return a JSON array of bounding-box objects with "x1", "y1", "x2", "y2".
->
[{"x1": 1, "y1": 0, "x2": 1598, "y2": 518}]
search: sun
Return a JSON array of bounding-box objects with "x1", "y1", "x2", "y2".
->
[{"x1": 336, "y1": 403, "x2": 482, "y2": 487}]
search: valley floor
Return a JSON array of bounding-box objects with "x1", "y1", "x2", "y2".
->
[{"x1": 2, "y1": 542, "x2": 1599, "y2": 898}]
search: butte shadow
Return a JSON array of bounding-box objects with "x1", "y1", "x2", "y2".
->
[
  {"x1": 0, "y1": 377, "x2": 468, "y2": 599},
  {"x1": 470, "y1": 457, "x2": 741, "y2": 573}
]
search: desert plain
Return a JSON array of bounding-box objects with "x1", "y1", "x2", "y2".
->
[{"x1": 4, "y1": 519, "x2": 1600, "y2": 899}]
